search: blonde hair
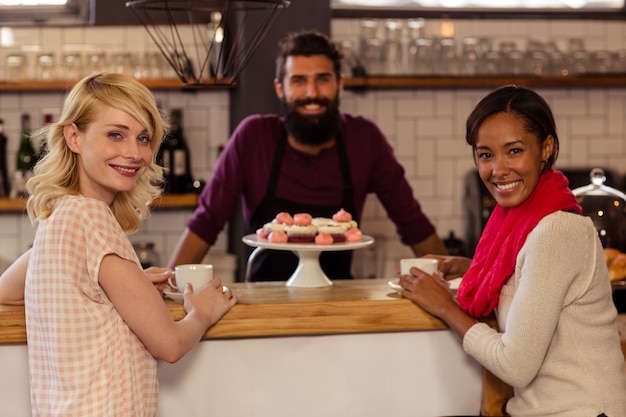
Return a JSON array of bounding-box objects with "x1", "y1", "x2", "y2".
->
[{"x1": 26, "y1": 72, "x2": 169, "y2": 234}]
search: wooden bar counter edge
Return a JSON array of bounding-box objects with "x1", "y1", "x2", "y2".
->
[{"x1": 0, "y1": 278, "x2": 450, "y2": 344}]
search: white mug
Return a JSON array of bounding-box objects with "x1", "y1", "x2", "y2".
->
[
  {"x1": 400, "y1": 258, "x2": 438, "y2": 276},
  {"x1": 169, "y1": 264, "x2": 213, "y2": 293}
]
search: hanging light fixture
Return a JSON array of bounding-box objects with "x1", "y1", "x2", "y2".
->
[{"x1": 125, "y1": 0, "x2": 290, "y2": 86}]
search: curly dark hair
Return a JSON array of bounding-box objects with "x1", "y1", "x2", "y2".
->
[{"x1": 275, "y1": 30, "x2": 343, "y2": 83}]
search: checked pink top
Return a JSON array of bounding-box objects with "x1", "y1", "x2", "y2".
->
[{"x1": 25, "y1": 195, "x2": 158, "y2": 417}]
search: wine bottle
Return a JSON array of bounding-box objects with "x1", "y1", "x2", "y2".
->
[
  {"x1": 0, "y1": 119, "x2": 9, "y2": 197},
  {"x1": 11, "y1": 114, "x2": 36, "y2": 198},
  {"x1": 161, "y1": 108, "x2": 193, "y2": 194},
  {"x1": 17, "y1": 113, "x2": 36, "y2": 184},
  {"x1": 36, "y1": 113, "x2": 53, "y2": 163}
]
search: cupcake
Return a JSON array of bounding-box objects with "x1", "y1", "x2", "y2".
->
[
  {"x1": 331, "y1": 208, "x2": 358, "y2": 230},
  {"x1": 268, "y1": 230, "x2": 288, "y2": 243},
  {"x1": 256, "y1": 227, "x2": 268, "y2": 239},
  {"x1": 293, "y1": 212, "x2": 313, "y2": 226},
  {"x1": 285, "y1": 224, "x2": 317, "y2": 243},
  {"x1": 332, "y1": 208, "x2": 352, "y2": 223},
  {"x1": 317, "y1": 224, "x2": 348, "y2": 242},
  {"x1": 345, "y1": 227, "x2": 363, "y2": 242},
  {"x1": 315, "y1": 232, "x2": 334, "y2": 245},
  {"x1": 274, "y1": 212, "x2": 294, "y2": 225},
  {"x1": 311, "y1": 217, "x2": 333, "y2": 227},
  {"x1": 263, "y1": 221, "x2": 287, "y2": 236}
]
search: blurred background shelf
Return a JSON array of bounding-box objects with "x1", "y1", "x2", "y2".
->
[
  {"x1": 0, "y1": 193, "x2": 199, "y2": 214},
  {"x1": 0, "y1": 78, "x2": 234, "y2": 92},
  {"x1": 3, "y1": 75, "x2": 626, "y2": 92}
]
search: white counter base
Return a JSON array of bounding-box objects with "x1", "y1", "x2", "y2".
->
[{"x1": 0, "y1": 329, "x2": 482, "y2": 417}]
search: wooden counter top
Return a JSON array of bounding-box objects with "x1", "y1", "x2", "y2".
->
[{"x1": 0, "y1": 278, "x2": 447, "y2": 344}]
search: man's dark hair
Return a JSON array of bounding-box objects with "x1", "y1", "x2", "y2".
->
[{"x1": 275, "y1": 30, "x2": 343, "y2": 83}]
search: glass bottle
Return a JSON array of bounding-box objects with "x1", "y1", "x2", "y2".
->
[
  {"x1": 133, "y1": 241, "x2": 161, "y2": 269},
  {"x1": 16, "y1": 114, "x2": 36, "y2": 180},
  {"x1": 36, "y1": 113, "x2": 53, "y2": 163},
  {"x1": 14, "y1": 114, "x2": 36, "y2": 198},
  {"x1": 161, "y1": 108, "x2": 192, "y2": 194},
  {"x1": 0, "y1": 119, "x2": 8, "y2": 197}
]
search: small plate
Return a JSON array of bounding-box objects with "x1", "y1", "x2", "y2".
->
[
  {"x1": 164, "y1": 290, "x2": 184, "y2": 303},
  {"x1": 388, "y1": 277, "x2": 463, "y2": 292},
  {"x1": 388, "y1": 280, "x2": 402, "y2": 292}
]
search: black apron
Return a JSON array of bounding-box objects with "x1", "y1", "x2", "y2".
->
[{"x1": 246, "y1": 131, "x2": 357, "y2": 282}]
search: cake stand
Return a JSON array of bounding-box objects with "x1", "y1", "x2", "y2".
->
[{"x1": 242, "y1": 234, "x2": 375, "y2": 288}]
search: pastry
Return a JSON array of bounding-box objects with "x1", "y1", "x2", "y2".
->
[
  {"x1": 609, "y1": 252, "x2": 626, "y2": 282},
  {"x1": 317, "y1": 224, "x2": 348, "y2": 242},
  {"x1": 315, "y1": 232, "x2": 333, "y2": 245},
  {"x1": 293, "y1": 213, "x2": 313, "y2": 226},
  {"x1": 344, "y1": 227, "x2": 363, "y2": 242},
  {"x1": 285, "y1": 224, "x2": 317, "y2": 243},
  {"x1": 604, "y1": 247, "x2": 621, "y2": 266},
  {"x1": 268, "y1": 230, "x2": 288, "y2": 243},
  {"x1": 274, "y1": 212, "x2": 294, "y2": 225}
]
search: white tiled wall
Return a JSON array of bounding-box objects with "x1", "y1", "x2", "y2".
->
[{"x1": 2, "y1": 19, "x2": 626, "y2": 278}]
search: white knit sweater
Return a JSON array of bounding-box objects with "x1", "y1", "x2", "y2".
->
[{"x1": 463, "y1": 211, "x2": 626, "y2": 417}]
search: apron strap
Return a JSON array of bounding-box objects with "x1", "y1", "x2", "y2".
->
[{"x1": 264, "y1": 130, "x2": 288, "y2": 199}]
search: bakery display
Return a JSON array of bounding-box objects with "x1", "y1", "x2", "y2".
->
[
  {"x1": 604, "y1": 248, "x2": 626, "y2": 282},
  {"x1": 256, "y1": 209, "x2": 362, "y2": 244}
]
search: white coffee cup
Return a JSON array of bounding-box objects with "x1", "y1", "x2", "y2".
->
[
  {"x1": 400, "y1": 258, "x2": 439, "y2": 276},
  {"x1": 169, "y1": 264, "x2": 213, "y2": 293}
]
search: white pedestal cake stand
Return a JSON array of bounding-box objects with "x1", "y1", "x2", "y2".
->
[{"x1": 242, "y1": 234, "x2": 375, "y2": 288}]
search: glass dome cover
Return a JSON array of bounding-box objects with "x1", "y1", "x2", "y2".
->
[{"x1": 572, "y1": 168, "x2": 626, "y2": 251}]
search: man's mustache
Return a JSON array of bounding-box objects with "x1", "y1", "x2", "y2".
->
[{"x1": 293, "y1": 98, "x2": 332, "y2": 108}]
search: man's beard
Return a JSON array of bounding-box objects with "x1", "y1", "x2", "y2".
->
[{"x1": 282, "y1": 96, "x2": 341, "y2": 146}]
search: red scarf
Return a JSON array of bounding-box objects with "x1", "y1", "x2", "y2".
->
[{"x1": 457, "y1": 169, "x2": 582, "y2": 318}]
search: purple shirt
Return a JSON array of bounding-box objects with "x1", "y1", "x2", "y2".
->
[{"x1": 187, "y1": 114, "x2": 436, "y2": 246}]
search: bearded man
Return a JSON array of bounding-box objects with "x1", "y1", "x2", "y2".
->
[{"x1": 168, "y1": 30, "x2": 447, "y2": 281}]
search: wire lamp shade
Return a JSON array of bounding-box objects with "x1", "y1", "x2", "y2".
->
[{"x1": 125, "y1": 0, "x2": 290, "y2": 86}]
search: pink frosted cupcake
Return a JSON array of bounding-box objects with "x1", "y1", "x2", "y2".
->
[
  {"x1": 331, "y1": 208, "x2": 358, "y2": 230},
  {"x1": 285, "y1": 224, "x2": 317, "y2": 243},
  {"x1": 263, "y1": 222, "x2": 287, "y2": 236},
  {"x1": 293, "y1": 212, "x2": 313, "y2": 226},
  {"x1": 268, "y1": 230, "x2": 288, "y2": 243},
  {"x1": 315, "y1": 232, "x2": 334, "y2": 245},
  {"x1": 311, "y1": 217, "x2": 332, "y2": 228},
  {"x1": 317, "y1": 224, "x2": 348, "y2": 243},
  {"x1": 344, "y1": 227, "x2": 363, "y2": 242},
  {"x1": 274, "y1": 212, "x2": 294, "y2": 225},
  {"x1": 332, "y1": 208, "x2": 352, "y2": 223}
]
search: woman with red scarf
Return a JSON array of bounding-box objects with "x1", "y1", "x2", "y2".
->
[{"x1": 399, "y1": 85, "x2": 626, "y2": 417}]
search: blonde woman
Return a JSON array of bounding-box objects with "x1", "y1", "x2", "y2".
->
[{"x1": 0, "y1": 73, "x2": 236, "y2": 416}]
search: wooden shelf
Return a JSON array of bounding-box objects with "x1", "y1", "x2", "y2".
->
[
  {"x1": 3, "y1": 75, "x2": 626, "y2": 92},
  {"x1": 0, "y1": 193, "x2": 198, "y2": 214},
  {"x1": 0, "y1": 78, "x2": 234, "y2": 92},
  {"x1": 343, "y1": 74, "x2": 626, "y2": 89}
]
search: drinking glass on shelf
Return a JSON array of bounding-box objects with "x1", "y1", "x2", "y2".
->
[
  {"x1": 338, "y1": 39, "x2": 357, "y2": 78},
  {"x1": 409, "y1": 37, "x2": 433, "y2": 75},
  {"x1": 460, "y1": 37, "x2": 481, "y2": 76},
  {"x1": 383, "y1": 19, "x2": 405, "y2": 75},
  {"x1": 85, "y1": 52, "x2": 107, "y2": 74},
  {"x1": 434, "y1": 37, "x2": 458, "y2": 76},
  {"x1": 35, "y1": 53, "x2": 56, "y2": 80},
  {"x1": 359, "y1": 19, "x2": 383, "y2": 75},
  {"x1": 60, "y1": 52, "x2": 84, "y2": 81},
  {"x1": 482, "y1": 50, "x2": 500, "y2": 75},
  {"x1": 5, "y1": 53, "x2": 27, "y2": 81}
]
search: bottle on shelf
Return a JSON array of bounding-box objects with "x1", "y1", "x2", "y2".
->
[
  {"x1": 36, "y1": 113, "x2": 53, "y2": 163},
  {"x1": 11, "y1": 113, "x2": 36, "y2": 198},
  {"x1": 159, "y1": 108, "x2": 193, "y2": 194},
  {"x1": 0, "y1": 119, "x2": 9, "y2": 197}
]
